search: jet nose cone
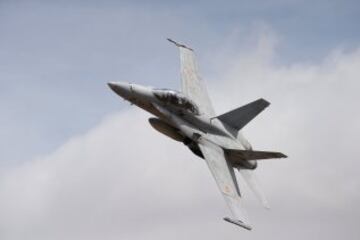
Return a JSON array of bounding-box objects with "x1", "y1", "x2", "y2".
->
[
  {"x1": 107, "y1": 82, "x2": 132, "y2": 99},
  {"x1": 107, "y1": 82, "x2": 116, "y2": 91}
]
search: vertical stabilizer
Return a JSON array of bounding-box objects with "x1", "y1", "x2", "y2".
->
[{"x1": 216, "y1": 98, "x2": 270, "y2": 131}]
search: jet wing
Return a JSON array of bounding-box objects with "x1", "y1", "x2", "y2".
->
[
  {"x1": 197, "y1": 137, "x2": 252, "y2": 230},
  {"x1": 167, "y1": 39, "x2": 215, "y2": 117}
]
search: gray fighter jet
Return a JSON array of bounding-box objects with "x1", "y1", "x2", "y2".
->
[{"x1": 108, "y1": 39, "x2": 287, "y2": 230}]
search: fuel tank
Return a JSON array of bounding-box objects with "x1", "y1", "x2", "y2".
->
[{"x1": 148, "y1": 118, "x2": 185, "y2": 142}]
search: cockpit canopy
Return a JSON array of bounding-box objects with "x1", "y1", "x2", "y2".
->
[{"x1": 153, "y1": 89, "x2": 200, "y2": 115}]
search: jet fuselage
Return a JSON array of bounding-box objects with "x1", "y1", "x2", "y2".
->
[
  {"x1": 108, "y1": 82, "x2": 256, "y2": 169},
  {"x1": 107, "y1": 39, "x2": 287, "y2": 229}
]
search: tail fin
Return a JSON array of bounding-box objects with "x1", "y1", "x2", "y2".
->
[{"x1": 216, "y1": 98, "x2": 270, "y2": 131}]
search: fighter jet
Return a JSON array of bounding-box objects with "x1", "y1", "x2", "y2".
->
[{"x1": 108, "y1": 39, "x2": 287, "y2": 230}]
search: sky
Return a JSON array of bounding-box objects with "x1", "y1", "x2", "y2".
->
[{"x1": 0, "y1": 0, "x2": 360, "y2": 239}]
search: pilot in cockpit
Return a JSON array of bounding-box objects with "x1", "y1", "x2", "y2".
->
[{"x1": 153, "y1": 89, "x2": 200, "y2": 115}]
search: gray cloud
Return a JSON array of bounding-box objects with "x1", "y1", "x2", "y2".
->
[{"x1": 1, "y1": 28, "x2": 359, "y2": 239}]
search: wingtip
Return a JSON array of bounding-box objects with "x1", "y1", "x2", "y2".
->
[
  {"x1": 259, "y1": 98, "x2": 271, "y2": 107},
  {"x1": 223, "y1": 217, "x2": 252, "y2": 230},
  {"x1": 167, "y1": 38, "x2": 193, "y2": 51}
]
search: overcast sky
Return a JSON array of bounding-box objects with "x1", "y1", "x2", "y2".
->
[{"x1": 0, "y1": 1, "x2": 359, "y2": 239}]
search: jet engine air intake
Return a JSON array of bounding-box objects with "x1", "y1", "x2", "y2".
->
[{"x1": 148, "y1": 118, "x2": 185, "y2": 142}]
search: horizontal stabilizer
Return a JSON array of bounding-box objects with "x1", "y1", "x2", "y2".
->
[
  {"x1": 217, "y1": 98, "x2": 270, "y2": 131},
  {"x1": 226, "y1": 149, "x2": 287, "y2": 161}
]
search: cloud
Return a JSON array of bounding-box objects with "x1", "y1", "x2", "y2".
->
[{"x1": 1, "y1": 30, "x2": 360, "y2": 239}]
